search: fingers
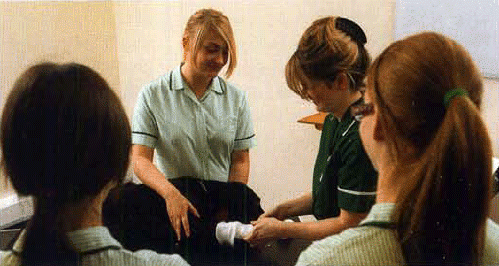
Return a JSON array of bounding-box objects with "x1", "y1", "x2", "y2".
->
[
  {"x1": 258, "y1": 212, "x2": 270, "y2": 220},
  {"x1": 181, "y1": 215, "x2": 190, "y2": 239},
  {"x1": 170, "y1": 217, "x2": 182, "y2": 241},
  {"x1": 188, "y1": 202, "x2": 200, "y2": 218},
  {"x1": 167, "y1": 197, "x2": 199, "y2": 241},
  {"x1": 244, "y1": 227, "x2": 257, "y2": 243}
]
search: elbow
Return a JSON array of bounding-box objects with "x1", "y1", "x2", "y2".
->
[{"x1": 338, "y1": 211, "x2": 368, "y2": 230}]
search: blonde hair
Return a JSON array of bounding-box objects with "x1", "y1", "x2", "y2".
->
[
  {"x1": 369, "y1": 32, "x2": 491, "y2": 265},
  {"x1": 286, "y1": 16, "x2": 370, "y2": 100},
  {"x1": 183, "y1": 8, "x2": 237, "y2": 78}
]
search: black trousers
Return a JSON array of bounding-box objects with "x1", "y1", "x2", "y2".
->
[{"x1": 102, "y1": 177, "x2": 264, "y2": 265}]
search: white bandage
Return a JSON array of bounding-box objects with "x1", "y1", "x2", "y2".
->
[{"x1": 215, "y1": 221, "x2": 254, "y2": 246}]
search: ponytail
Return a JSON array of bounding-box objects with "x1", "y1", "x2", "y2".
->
[
  {"x1": 1, "y1": 62, "x2": 131, "y2": 266},
  {"x1": 394, "y1": 96, "x2": 491, "y2": 265},
  {"x1": 22, "y1": 196, "x2": 79, "y2": 266}
]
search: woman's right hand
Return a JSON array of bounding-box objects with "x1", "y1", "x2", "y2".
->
[
  {"x1": 131, "y1": 145, "x2": 201, "y2": 241},
  {"x1": 164, "y1": 189, "x2": 200, "y2": 241}
]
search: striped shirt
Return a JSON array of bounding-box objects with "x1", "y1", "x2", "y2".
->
[
  {"x1": 296, "y1": 203, "x2": 499, "y2": 265},
  {"x1": 0, "y1": 226, "x2": 189, "y2": 266}
]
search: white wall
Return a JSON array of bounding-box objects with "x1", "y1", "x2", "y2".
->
[
  {"x1": 0, "y1": 1, "x2": 120, "y2": 199},
  {"x1": 113, "y1": 0, "x2": 397, "y2": 210},
  {"x1": 0, "y1": 0, "x2": 498, "y2": 221}
]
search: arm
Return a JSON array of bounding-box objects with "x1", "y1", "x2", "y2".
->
[
  {"x1": 132, "y1": 144, "x2": 199, "y2": 240},
  {"x1": 260, "y1": 192, "x2": 313, "y2": 220},
  {"x1": 228, "y1": 149, "x2": 250, "y2": 184},
  {"x1": 246, "y1": 208, "x2": 367, "y2": 245}
]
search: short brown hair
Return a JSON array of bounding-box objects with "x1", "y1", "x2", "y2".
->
[{"x1": 286, "y1": 16, "x2": 370, "y2": 100}]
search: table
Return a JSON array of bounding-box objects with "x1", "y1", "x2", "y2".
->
[{"x1": 297, "y1": 112, "x2": 328, "y2": 130}]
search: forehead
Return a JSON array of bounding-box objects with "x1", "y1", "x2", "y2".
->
[
  {"x1": 364, "y1": 87, "x2": 374, "y2": 102},
  {"x1": 197, "y1": 28, "x2": 227, "y2": 47},
  {"x1": 300, "y1": 75, "x2": 327, "y2": 90}
]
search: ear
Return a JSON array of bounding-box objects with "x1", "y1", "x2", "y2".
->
[
  {"x1": 373, "y1": 114, "x2": 385, "y2": 142},
  {"x1": 182, "y1": 37, "x2": 189, "y2": 49},
  {"x1": 182, "y1": 37, "x2": 189, "y2": 61},
  {"x1": 335, "y1": 72, "x2": 349, "y2": 91}
]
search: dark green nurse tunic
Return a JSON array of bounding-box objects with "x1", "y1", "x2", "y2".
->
[{"x1": 312, "y1": 99, "x2": 377, "y2": 220}]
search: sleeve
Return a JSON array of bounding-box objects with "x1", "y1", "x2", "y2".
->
[
  {"x1": 233, "y1": 91, "x2": 256, "y2": 150},
  {"x1": 483, "y1": 219, "x2": 499, "y2": 264},
  {"x1": 150, "y1": 253, "x2": 190, "y2": 266},
  {"x1": 133, "y1": 250, "x2": 190, "y2": 266},
  {"x1": 296, "y1": 243, "x2": 324, "y2": 265},
  {"x1": 295, "y1": 237, "x2": 339, "y2": 265},
  {"x1": 336, "y1": 130, "x2": 377, "y2": 213},
  {"x1": 131, "y1": 88, "x2": 159, "y2": 148}
]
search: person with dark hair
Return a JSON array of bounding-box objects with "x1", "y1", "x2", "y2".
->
[
  {"x1": 297, "y1": 32, "x2": 499, "y2": 265},
  {"x1": 246, "y1": 16, "x2": 377, "y2": 245},
  {"x1": 0, "y1": 62, "x2": 188, "y2": 266}
]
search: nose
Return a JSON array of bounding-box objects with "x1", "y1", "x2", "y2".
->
[
  {"x1": 306, "y1": 89, "x2": 315, "y2": 100},
  {"x1": 214, "y1": 51, "x2": 226, "y2": 65}
]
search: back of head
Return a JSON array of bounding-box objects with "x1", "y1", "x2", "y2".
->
[
  {"x1": 368, "y1": 32, "x2": 491, "y2": 265},
  {"x1": 1, "y1": 62, "x2": 131, "y2": 265},
  {"x1": 286, "y1": 16, "x2": 370, "y2": 99},
  {"x1": 183, "y1": 8, "x2": 237, "y2": 78}
]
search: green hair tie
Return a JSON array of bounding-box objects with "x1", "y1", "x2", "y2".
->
[{"x1": 443, "y1": 88, "x2": 468, "y2": 108}]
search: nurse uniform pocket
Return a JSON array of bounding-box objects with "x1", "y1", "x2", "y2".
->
[{"x1": 206, "y1": 115, "x2": 237, "y2": 153}]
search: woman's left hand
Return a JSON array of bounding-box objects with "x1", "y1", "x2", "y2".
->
[{"x1": 244, "y1": 217, "x2": 283, "y2": 246}]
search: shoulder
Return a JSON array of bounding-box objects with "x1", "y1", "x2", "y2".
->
[
  {"x1": 484, "y1": 219, "x2": 499, "y2": 264},
  {"x1": 139, "y1": 71, "x2": 173, "y2": 98},
  {"x1": 135, "y1": 72, "x2": 175, "y2": 113},
  {"x1": 0, "y1": 250, "x2": 7, "y2": 261},
  {"x1": 217, "y1": 77, "x2": 247, "y2": 99},
  {"x1": 298, "y1": 226, "x2": 404, "y2": 265},
  {"x1": 69, "y1": 226, "x2": 189, "y2": 266},
  {"x1": 105, "y1": 248, "x2": 189, "y2": 266},
  {"x1": 0, "y1": 250, "x2": 19, "y2": 265}
]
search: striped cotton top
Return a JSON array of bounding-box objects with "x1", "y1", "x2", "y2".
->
[
  {"x1": 296, "y1": 203, "x2": 499, "y2": 265},
  {"x1": 0, "y1": 226, "x2": 189, "y2": 266}
]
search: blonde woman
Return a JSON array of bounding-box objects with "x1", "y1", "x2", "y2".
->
[
  {"x1": 246, "y1": 17, "x2": 377, "y2": 245},
  {"x1": 130, "y1": 8, "x2": 256, "y2": 240},
  {"x1": 102, "y1": 9, "x2": 262, "y2": 264},
  {"x1": 297, "y1": 32, "x2": 499, "y2": 265}
]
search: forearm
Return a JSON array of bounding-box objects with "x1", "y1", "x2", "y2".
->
[
  {"x1": 133, "y1": 156, "x2": 178, "y2": 198},
  {"x1": 228, "y1": 149, "x2": 250, "y2": 184},
  {"x1": 279, "y1": 210, "x2": 367, "y2": 240},
  {"x1": 274, "y1": 192, "x2": 313, "y2": 219}
]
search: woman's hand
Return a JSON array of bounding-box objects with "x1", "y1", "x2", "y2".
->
[
  {"x1": 132, "y1": 145, "x2": 200, "y2": 241},
  {"x1": 244, "y1": 217, "x2": 283, "y2": 246},
  {"x1": 258, "y1": 205, "x2": 287, "y2": 221},
  {"x1": 164, "y1": 189, "x2": 200, "y2": 241},
  {"x1": 258, "y1": 192, "x2": 313, "y2": 221}
]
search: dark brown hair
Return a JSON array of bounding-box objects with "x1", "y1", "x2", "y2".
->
[
  {"x1": 368, "y1": 32, "x2": 491, "y2": 265},
  {"x1": 286, "y1": 16, "x2": 370, "y2": 100},
  {"x1": 1, "y1": 62, "x2": 131, "y2": 265}
]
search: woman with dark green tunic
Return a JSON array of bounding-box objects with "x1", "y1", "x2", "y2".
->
[{"x1": 246, "y1": 16, "x2": 377, "y2": 245}]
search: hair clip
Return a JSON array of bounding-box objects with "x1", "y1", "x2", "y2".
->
[{"x1": 443, "y1": 88, "x2": 468, "y2": 108}]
